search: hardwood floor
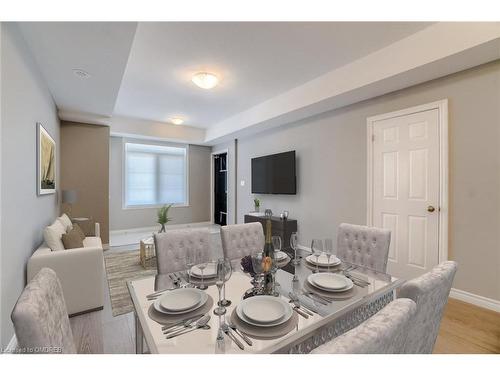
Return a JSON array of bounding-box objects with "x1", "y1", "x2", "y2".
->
[{"x1": 434, "y1": 298, "x2": 500, "y2": 354}]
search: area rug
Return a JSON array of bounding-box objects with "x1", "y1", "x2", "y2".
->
[{"x1": 104, "y1": 250, "x2": 157, "y2": 317}]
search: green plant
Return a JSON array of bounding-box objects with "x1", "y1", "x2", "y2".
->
[
  {"x1": 254, "y1": 198, "x2": 260, "y2": 207},
  {"x1": 157, "y1": 204, "x2": 172, "y2": 232}
]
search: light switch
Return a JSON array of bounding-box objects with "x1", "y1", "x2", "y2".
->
[{"x1": 240, "y1": 180, "x2": 245, "y2": 186}]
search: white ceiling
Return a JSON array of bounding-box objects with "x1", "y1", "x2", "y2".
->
[
  {"x1": 18, "y1": 22, "x2": 137, "y2": 117},
  {"x1": 114, "y1": 22, "x2": 432, "y2": 128}
]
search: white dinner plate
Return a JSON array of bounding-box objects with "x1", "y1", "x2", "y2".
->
[
  {"x1": 158, "y1": 288, "x2": 206, "y2": 312},
  {"x1": 236, "y1": 296, "x2": 293, "y2": 327},
  {"x1": 190, "y1": 262, "x2": 217, "y2": 278},
  {"x1": 305, "y1": 253, "x2": 341, "y2": 266},
  {"x1": 307, "y1": 273, "x2": 354, "y2": 292},
  {"x1": 274, "y1": 251, "x2": 288, "y2": 261}
]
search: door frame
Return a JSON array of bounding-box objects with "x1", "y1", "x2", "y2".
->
[
  {"x1": 366, "y1": 99, "x2": 449, "y2": 264},
  {"x1": 210, "y1": 149, "x2": 229, "y2": 225}
]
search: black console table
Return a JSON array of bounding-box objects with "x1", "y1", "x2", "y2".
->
[{"x1": 244, "y1": 214, "x2": 298, "y2": 254}]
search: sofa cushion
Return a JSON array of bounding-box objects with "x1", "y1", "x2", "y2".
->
[
  {"x1": 57, "y1": 213, "x2": 73, "y2": 231},
  {"x1": 43, "y1": 220, "x2": 66, "y2": 251},
  {"x1": 83, "y1": 236, "x2": 102, "y2": 249},
  {"x1": 62, "y1": 228, "x2": 84, "y2": 249},
  {"x1": 72, "y1": 223, "x2": 86, "y2": 241}
]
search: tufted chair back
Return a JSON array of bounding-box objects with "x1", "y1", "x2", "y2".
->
[
  {"x1": 220, "y1": 223, "x2": 265, "y2": 260},
  {"x1": 397, "y1": 261, "x2": 457, "y2": 354},
  {"x1": 11, "y1": 268, "x2": 76, "y2": 354},
  {"x1": 337, "y1": 223, "x2": 391, "y2": 273},
  {"x1": 311, "y1": 298, "x2": 416, "y2": 354},
  {"x1": 154, "y1": 228, "x2": 210, "y2": 274}
]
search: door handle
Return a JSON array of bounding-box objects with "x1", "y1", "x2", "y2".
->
[{"x1": 427, "y1": 205, "x2": 436, "y2": 213}]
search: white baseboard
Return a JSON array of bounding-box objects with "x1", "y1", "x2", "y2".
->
[
  {"x1": 110, "y1": 221, "x2": 212, "y2": 236},
  {"x1": 449, "y1": 288, "x2": 500, "y2": 313}
]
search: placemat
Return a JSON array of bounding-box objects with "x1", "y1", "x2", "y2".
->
[
  {"x1": 303, "y1": 279, "x2": 358, "y2": 301},
  {"x1": 230, "y1": 308, "x2": 299, "y2": 340},
  {"x1": 148, "y1": 295, "x2": 214, "y2": 325}
]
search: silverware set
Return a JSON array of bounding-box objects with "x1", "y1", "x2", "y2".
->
[
  {"x1": 147, "y1": 272, "x2": 190, "y2": 300},
  {"x1": 341, "y1": 266, "x2": 371, "y2": 287},
  {"x1": 218, "y1": 317, "x2": 252, "y2": 350},
  {"x1": 163, "y1": 315, "x2": 211, "y2": 339}
]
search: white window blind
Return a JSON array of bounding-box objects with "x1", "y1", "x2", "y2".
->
[{"x1": 125, "y1": 142, "x2": 187, "y2": 207}]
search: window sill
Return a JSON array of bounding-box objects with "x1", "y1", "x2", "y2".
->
[{"x1": 122, "y1": 204, "x2": 190, "y2": 210}]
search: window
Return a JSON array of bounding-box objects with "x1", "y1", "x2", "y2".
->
[{"x1": 124, "y1": 142, "x2": 188, "y2": 207}]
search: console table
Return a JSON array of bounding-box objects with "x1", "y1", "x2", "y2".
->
[{"x1": 244, "y1": 214, "x2": 297, "y2": 254}]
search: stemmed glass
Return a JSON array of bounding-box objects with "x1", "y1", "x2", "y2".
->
[
  {"x1": 195, "y1": 249, "x2": 208, "y2": 290},
  {"x1": 219, "y1": 258, "x2": 232, "y2": 307},
  {"x1": 311, "y1": 239, "x2": 323, "y2": 273},
  {"x1": 324, "y1": 239, "x2": 334, "y2": 272},
  {"x1": 290, "y1": 232, "x2": 299, "y2": 265},
  {"x1": 185, "y1": 247, "x2": 195, "y2": 287},
  {"x1": 271, "y1": 236, "x2": 282, "y2": 295},
  {"x1": 214, "y1": 259, "x2": 227, "y2": 316}
]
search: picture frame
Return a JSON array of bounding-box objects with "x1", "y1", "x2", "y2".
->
[{"x1": 37, "y1": 122, "x2": 56, "y2": 195}]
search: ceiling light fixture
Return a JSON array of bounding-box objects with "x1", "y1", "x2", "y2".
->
[
  {"x1": 170, "y1": 117, "x2": 184, "y2": 125},
  {"x1": 72, "y1": 69, "x2": 91, "y2": 79},
  {"x1": 192, "y1": 72, "x2": 219, "y2": 89}
]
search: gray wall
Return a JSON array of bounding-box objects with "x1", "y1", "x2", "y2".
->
[
  {"x1": 1, "y1": 23, "x2": 60, "y2": 346},
  {"x1": 211, "y1": 140, "x2": 237, "y2": 225},
  {"x1": 231, "y1": 61, "x2": 500, "y2": 301},
  {"x1": 109, "y1": 137, "x2": 211, "y2": 231}
]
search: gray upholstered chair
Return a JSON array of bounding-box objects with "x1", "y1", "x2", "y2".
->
[
  {"x1": 154, "y1": 228, "x2": 210, "y2": 274},
  {"x1": 11, "y1": 268, "x2": 77, "y2": 354},
  {"x1": 220, "y1": 222, "x2": 265, "y2": 260},
  {"x1": 336, "y1": 223, "x2": 391, "y2": 273},
  {"x1": 311, "y1": 298, "x2": 416, "y2": 354},
  {"x1": 397, "y1": 261, "x2": 457, "y2": 354}
]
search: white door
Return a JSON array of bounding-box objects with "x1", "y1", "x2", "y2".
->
[{"x1": 370, "y1": 108, "x2": 441, "y2": 279}]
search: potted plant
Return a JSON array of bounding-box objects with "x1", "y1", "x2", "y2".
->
[
  {"x1": 254, "y1": 198, "x2": 260, "y2": 212},
  {"x1": 157, "y1": 204, "x2": 172, "y2": 233}
]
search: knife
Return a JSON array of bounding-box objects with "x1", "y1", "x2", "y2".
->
[
  {"x1": 293, "y1": 306, "x2": 309, "y2": 319},
  {"x1": 224, "y1": 329, "x2": 244, "y2": 350}
]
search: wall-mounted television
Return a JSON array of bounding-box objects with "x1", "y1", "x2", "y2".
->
[{"x1": 251, "y1": 151, "x2": 296, "y2": 195}]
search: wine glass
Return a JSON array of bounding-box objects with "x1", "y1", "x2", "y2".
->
[
  {"x1": 185, "y1": 247, "x2": 195, "y2": 287},
  {"x1": 290, "y1": 232, "x2": 299, "y2": 265},
  {"x1": 195, "y1": 249, "x2": 208, "y2": 290},
  {"x1": 271, "y1": 236, "x2": 282, "y2": 295},
  {"x1": 324, "y1": 238, "x2": 334, "y2": 271},
  {"x1": 220, "y1": 258, "x2": 232, "y2": 307},
  {"x1": 214, "y1": 259, "x2": 227, "y2": 316},
  {"x1": 311, "y1": 239, "x2": 323, "y2": 273}
]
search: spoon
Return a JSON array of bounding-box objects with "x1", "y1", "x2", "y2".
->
[{"x1": 165, "y1": 315, "x2": 210, "y2": 339}]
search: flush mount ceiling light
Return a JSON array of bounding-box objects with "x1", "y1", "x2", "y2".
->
[
  {"x1": 191, "y1": 72, "x2": 219, "y2": 89},
  {"x1": 72, "y1": 69, "x2": 91, "y2": 79},
  {"x1": 170, "y1": 117, "x2": 184, "y2": 125}
]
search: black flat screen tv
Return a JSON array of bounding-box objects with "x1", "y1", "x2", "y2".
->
[{"x1": 251, "y1": 151, "x2": 296, "y2": 194}]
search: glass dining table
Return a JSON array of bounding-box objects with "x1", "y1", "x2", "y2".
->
[{"x1": 127, "y1": 249, "x2": 403, "y2": 354}]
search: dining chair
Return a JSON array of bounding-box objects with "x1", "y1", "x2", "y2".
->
[
  {"x1": 336, "y1": 223, "x2": 391, "y2": 273},
  {"x1": 154, "y1": 228, "x2": 210, "y2": 274},
  {"x1": 310, "y1": 298, "x2": 416, "y2": 354},
  {"x1": 11, "y1": 268, "x2": 77, "y2": 354},
  {"x1": 397, "y1": 261, "x2": 458, "y2": 354},
  {"x1": 220, "y1": 222, "x2": 265, "y2": 260}
]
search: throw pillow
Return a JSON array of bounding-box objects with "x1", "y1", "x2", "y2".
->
[
  {"x1": 61, "y1": 228, "x2": 84, "y2": 250},
  {"x1": 57, "y1": 213, "x2": 73, "y2": 231},
  {"x1": 72, "y1": 223, "x2": 86, "y2": 241},
  {"x1": 43, "y1": 219, "x2": 67, "y2": 251}
]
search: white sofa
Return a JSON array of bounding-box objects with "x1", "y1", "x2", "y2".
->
[{"x1": 27, "y1": 218, "x2": 105, "y2": 316}]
